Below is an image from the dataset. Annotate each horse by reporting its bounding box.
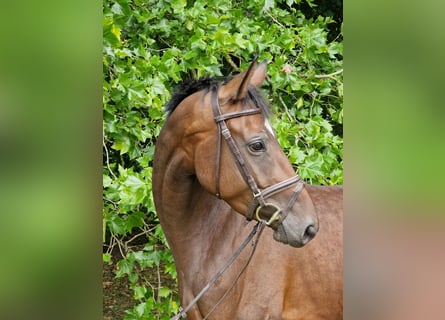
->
[152,59,343,320]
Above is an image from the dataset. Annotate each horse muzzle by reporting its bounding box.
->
[274,216,318,248]
[249,180,319,248]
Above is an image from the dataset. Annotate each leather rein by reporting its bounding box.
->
[170,86,304,319]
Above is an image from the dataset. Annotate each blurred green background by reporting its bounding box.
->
[346,0,445,216]
[0,1,102,319]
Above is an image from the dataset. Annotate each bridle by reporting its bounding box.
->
[170,86,305,320]
[211,86,304,227]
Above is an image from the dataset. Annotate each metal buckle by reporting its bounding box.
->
[255,203,282,226]
[253,190,262,199]
[221,128,231,139]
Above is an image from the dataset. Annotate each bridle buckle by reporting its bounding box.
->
[255,203,282,226]
[253,190,262,199]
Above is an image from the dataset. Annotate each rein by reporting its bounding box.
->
[170,86,305,319]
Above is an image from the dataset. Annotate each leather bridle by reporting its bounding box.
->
[211,86,304,227]
[170,86,307,320]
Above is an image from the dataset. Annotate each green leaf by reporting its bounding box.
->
[116,259,133,277]
[103,174,113,187]
[112,136,130,154]
[125,212,145,232]
[263,0,275,12]
[103,253,112,263]
[133,286,147,300]
[111,25,121,42]
[125,175,145,189]
[135,302,147,317]
[158,286,171,298]
[296,97,304,109]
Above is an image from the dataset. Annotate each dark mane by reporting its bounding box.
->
[164,76,272,117]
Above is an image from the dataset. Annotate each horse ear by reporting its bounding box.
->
[250,59,267,87]
[219,59,258,102]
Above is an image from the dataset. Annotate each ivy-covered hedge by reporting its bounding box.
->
[103,0,342,318]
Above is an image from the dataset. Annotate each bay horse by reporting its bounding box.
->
[153,59,342,319]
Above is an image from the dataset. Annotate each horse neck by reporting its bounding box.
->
[153,119,244,266]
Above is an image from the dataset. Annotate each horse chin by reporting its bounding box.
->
[273,225,306,248]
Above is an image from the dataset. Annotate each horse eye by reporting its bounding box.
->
[248,141,266,152]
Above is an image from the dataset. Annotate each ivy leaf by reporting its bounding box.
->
[262,0,275,12]
[125,212,145,232]
[112,135,130,154]
[103,174,113,188]
[103,253,111,263]
[133,286,147,300]
[116,259,133,277]
[158,287,171,298]
[124,175,145,189]
[111,25,121,42]
[296,97,304,109]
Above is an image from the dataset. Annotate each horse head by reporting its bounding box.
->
[186,59,318,248]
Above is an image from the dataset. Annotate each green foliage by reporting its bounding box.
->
[103,0,342,318]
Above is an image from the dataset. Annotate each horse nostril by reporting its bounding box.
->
[303,224,317,242]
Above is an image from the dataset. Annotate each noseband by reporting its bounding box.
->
[211,87,304,227]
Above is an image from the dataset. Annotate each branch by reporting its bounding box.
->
[266,11,285,28]
[103,128,118,180]
[277,94,293,121]
[224,53,239,71]
[314,69,343,79]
